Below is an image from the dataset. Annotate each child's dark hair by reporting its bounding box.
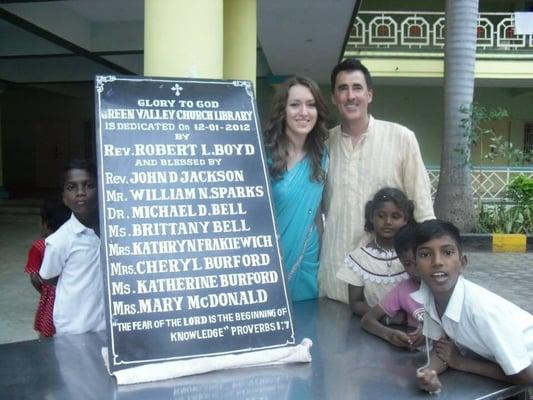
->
[393,224,417,256]
[40,198,70,232]
[414,219,463,254]
[61,159,97,188]
[364,187,414,232]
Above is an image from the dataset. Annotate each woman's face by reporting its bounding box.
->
[284,84,318,140]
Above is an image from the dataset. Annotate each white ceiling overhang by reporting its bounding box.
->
[257,0,358,84]
[0,0,359,86]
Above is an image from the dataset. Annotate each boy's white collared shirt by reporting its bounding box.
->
[40,213,105,335]
[411,275,533,376]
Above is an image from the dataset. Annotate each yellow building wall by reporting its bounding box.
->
[362,85,533,167]
[355,58,533,81]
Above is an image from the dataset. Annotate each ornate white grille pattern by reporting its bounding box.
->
[401,16,430,47]
[346,11,533,54]
[351,17,366,46]
[476,17,494,48]
[496,17,525,48]
[369,16,397,46]
[427,167,533,202]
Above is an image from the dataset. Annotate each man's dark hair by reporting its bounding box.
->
[394,224,417,256]
[414,219,463,254]
[330,58,373,92]
[61,159,97,187]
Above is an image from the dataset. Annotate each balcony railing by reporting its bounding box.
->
[346,11,533,57]
[427,166,533,202]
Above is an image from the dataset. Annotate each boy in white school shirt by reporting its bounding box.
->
[411,219,533,393]
[40,159,105,336]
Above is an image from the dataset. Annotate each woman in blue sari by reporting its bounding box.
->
[264,76,329,302]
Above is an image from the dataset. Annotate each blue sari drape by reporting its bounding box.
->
[270,154,328,302]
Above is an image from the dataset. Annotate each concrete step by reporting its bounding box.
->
[0,200,41,215]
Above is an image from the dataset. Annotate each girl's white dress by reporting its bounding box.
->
[336,240,409,307]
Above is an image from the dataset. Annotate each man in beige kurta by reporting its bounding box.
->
[318,58,435,304]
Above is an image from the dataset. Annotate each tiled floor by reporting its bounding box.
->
[0,214,42,343]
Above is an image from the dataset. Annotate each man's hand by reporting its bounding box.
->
[416,369,442,393]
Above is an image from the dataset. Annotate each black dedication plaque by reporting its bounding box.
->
[94,76,295,373]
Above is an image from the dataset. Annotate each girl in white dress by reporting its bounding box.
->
[336,187,414,317]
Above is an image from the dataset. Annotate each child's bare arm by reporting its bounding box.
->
[514,364,533,385]
[435,339,533,385]
[348,285,370,317]
[388,311,407,325]
[38,273,58,286]
[29,273,42,293]
[361,304,412,349]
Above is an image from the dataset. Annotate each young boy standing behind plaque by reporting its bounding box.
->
[264,76,329,302]
[40,159,105,335]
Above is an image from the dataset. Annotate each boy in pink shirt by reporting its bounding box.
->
[361,224,424,350]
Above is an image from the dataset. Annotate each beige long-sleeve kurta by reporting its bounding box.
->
[318,116,435,304]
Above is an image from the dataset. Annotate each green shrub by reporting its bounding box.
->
[477,175,533,234]
[507,175,533,206]
[477,204,532,234]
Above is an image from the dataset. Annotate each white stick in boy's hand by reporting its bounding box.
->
[415,313,430,373]
[415,312,442,395]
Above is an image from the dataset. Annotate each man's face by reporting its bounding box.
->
[415,235,467,301]
[331,70,373,124]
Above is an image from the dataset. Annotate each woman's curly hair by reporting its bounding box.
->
[263,76,329,182]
